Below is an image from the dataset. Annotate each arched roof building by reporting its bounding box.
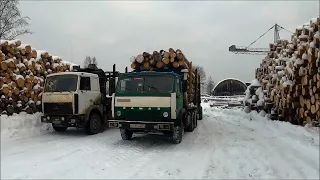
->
[211,78,247,96]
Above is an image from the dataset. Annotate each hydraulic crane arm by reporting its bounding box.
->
[229,23,293,55]
[229,45,269,55]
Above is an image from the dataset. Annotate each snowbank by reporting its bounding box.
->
[0,112,52,140]
[249,110,320,146]
[204,106,320,147]
[201,102,211,109]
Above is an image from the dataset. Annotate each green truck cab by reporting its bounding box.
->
[108,68,203,144]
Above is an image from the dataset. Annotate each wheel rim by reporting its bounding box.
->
[91,118,100,132]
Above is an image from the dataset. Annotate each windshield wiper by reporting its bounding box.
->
[144,84,160,92]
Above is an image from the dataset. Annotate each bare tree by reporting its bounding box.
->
[206,76,215,95]
[92,56,98,66]
[193,64,207,91]
[0,0,33,40]
[84,56,90,68]
[84,56,98,68]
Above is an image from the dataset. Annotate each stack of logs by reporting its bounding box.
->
[253,17,320,126]
[0,40,72,115]
[130,48,196,103]
[130,48,192,71]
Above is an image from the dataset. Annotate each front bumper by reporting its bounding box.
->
[41,115,83,127]
[108,120,174,131]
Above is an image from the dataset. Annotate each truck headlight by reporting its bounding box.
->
[116,111,121,116]
[163,112,168,117]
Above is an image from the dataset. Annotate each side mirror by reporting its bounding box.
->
[182,80,187,92]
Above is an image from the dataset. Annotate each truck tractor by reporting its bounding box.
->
[108,66,203,144]
[40,64,119,135]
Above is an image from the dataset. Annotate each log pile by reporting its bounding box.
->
[130,48,192,71]
[130,48,196,103]
[253,17,320,127]
[0,39,74,115]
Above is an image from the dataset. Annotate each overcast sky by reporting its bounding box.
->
[17,0,319,83]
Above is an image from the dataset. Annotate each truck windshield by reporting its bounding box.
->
[116,75,174,93]
[44,75,78,92]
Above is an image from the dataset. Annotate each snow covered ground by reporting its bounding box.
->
[1,103,319,179]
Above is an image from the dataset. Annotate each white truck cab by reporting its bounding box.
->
[41,64,119,135]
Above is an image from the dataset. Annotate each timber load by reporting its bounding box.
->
[248,17,320,127]
[130,48,193,71]
[0,39,76,115]
[130,48,197,103]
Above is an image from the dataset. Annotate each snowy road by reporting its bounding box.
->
[1,104,319,179]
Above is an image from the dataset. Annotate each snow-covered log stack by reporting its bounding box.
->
[254,17,320,127]
[0,39,75,115]
[244,79,261,109]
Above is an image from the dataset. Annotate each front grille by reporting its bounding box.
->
[125,110,162,121]
[43,103,73,115]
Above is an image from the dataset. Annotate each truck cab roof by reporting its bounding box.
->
[46,71,99,78]
[121,70,185,78]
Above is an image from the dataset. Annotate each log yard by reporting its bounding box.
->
[0,0,319,179]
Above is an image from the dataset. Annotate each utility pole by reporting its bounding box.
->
[69,39,73,63]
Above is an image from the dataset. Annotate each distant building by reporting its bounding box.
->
[211,78,247,96]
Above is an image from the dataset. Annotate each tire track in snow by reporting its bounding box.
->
[127,120,213,179]
[39,132,165,179]
[115,136,171,179]
[2,106,319,179]
[201,114,254,179]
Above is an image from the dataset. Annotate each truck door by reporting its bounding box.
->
[176,78,183,118]
[78,76,100,115]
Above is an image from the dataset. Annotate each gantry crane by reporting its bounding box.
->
[229,23,294,55]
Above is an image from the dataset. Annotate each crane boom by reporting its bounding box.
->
[229,45,269,55]
[229,23,293,55]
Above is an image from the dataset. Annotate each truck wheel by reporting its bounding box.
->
[85,113,102,135]
[120,129,133,140]
[172,122,184,144]
[52,124,67,132]
[185,113,194,132]
[198,106,203,120]
[193,112,197,128]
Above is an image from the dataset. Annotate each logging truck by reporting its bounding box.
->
[108,67,203,144]
[40,64,119,134]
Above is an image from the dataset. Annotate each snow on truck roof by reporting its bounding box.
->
[46,71,98,77]
[122,71,181,77]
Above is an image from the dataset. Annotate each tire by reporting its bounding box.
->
[185,113,194,132]
[193,112,197,128]
[52,124,67,132]
[120,129,133,140]
[85,113,102,135]
[172,122,184,144]
[198,106,203,120]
